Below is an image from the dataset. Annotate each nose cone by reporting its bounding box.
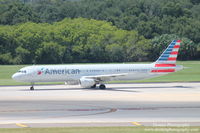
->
[12,73,24,81]
[12,73,18,81]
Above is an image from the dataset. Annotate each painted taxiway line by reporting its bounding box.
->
[131,122,142,126]
[15,123,28,128]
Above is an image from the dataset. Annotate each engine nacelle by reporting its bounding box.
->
[79,78,95,88]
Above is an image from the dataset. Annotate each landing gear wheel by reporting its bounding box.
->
[99,84,106,89]
[91,84,96,88]
[30,86,34,90]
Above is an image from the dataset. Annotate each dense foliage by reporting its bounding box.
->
[0,0,200,64]
[0,18,151,64]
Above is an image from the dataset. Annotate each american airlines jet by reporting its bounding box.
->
[12,40,182,90]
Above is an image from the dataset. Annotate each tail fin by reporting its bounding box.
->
[155,40,181,64]
[152,40,181,73]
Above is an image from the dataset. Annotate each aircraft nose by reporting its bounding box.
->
[12,73,23,81]
[12,73,17,80]
[12,70,29,82]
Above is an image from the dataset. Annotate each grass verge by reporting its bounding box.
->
[0,127,200,133]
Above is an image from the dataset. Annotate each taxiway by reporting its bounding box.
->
[0,82,200,128]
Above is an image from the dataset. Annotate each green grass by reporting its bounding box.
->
[0,127,199,133]
[119,61,200,83]
[0,65,28,85]
[0,61,200,86]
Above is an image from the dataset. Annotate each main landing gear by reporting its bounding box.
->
[90,84,106,89]
[99,84,106,89]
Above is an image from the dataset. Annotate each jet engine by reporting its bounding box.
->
[79,78,96,88]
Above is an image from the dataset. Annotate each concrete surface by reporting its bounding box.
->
[0,82,200,128]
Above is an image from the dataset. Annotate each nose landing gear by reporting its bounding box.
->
[30,83,34,90]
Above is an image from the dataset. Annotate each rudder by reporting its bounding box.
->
[152,40,181,73]
[155,40,181,64]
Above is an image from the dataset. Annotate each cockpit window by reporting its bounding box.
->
[17,70,26,73]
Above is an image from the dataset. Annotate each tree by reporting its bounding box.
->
[15,46,30,64]
[150,34,199,61]
[35,42,65,64]
[0,17,199,65]
[0,0,39,25]
[0,53,13,64]
[106,44,124,62]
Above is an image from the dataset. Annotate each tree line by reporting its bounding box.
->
[0,0,200,64]
[0,18,198,64]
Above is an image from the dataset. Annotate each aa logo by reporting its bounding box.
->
[37,68,45,75]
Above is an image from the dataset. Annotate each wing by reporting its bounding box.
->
[82,73,128,82]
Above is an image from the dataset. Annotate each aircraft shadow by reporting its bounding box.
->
[20,88,139,93]
[19,85,192,92]
[20,88,83,91]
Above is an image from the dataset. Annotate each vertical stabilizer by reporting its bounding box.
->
[155,40,181,64]
[152,40,181,73]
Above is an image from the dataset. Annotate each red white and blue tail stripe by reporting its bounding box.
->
[151,40,181,73]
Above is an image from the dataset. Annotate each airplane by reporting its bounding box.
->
[12,40,183,90]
